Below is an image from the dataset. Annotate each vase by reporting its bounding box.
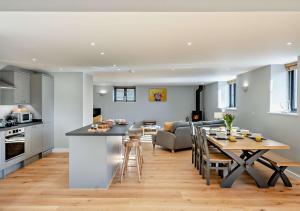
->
[225,121,233,135]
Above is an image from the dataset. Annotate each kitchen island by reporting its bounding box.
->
[66,124,128,189]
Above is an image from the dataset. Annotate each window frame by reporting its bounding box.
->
[229,82,236,108]
[113,86,136,102]
[288,70,297,112]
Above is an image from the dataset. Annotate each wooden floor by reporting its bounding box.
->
[0,143,300,210]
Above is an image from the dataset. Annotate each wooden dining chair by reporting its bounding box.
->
[194,126,203,174]
[188,119,197,168]
[199,128,232,185]
[195,126,222,175]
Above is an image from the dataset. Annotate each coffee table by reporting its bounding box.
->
[142,125,161,136]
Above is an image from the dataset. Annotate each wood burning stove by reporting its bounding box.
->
[192,85,204,122]
[192,110,202,122]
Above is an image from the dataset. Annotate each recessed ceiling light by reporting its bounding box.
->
[100,51,105,55]
[286,42,293,46]
[32,58,37,62]
[90,42,96,46]
[187,42,192,46]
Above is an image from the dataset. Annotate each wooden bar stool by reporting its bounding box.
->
[120,135,143,183]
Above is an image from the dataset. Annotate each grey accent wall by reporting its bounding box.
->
[203,62,300,174]
[53,72,93,149]
[93,85,196,126]
[203,82,219,120]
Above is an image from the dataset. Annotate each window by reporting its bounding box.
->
[113,86,136,102]
[229,83,236,108]
[288,70,297,112]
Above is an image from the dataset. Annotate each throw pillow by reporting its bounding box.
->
[164,122,174,132]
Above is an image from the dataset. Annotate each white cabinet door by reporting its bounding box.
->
[42,123,53,152]
[42,75,54,123]
[23,72,31,104]
[14,71,31,104]
[0,132,5,170]
[25,126,32,158]
[26,125,43,157]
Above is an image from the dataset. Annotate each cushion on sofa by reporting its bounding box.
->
[164,122,174,132]
[171,121,189,133]
[201,120,225,126]
[193,121,203,127]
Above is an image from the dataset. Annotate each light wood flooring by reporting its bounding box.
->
[0,143,300,210]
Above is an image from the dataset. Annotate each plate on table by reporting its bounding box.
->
[237,132,251,136]
[233,135,244,139]
[116,122,128,125]
[248,136,266,141]
[214,136,228,140]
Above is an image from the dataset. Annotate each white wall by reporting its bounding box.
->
[204,61,300,174]
[53,72,93,149]
[94,85,197,126]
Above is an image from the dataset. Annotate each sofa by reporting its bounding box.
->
[152,120,225,152]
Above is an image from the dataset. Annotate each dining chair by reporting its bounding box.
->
[188,119,197,168]
[199,128,233,185]
[195,126,203,174]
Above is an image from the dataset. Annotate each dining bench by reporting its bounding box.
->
[257,152,300,187]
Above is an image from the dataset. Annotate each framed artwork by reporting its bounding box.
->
[149,88,167,102]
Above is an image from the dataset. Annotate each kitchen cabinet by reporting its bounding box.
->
[31,73,54,152]
[14,71,31,104]
[0,131,4,172]
[26,124,43,158]
[42,75,54,123]
[42,123,54,152]
[0,70,31,105]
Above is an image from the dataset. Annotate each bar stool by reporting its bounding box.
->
[120,135,143,182]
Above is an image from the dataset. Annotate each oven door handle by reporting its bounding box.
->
[5,138,26,143]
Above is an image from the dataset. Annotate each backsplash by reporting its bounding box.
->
[0,105,18,119]
[0,105,37,120]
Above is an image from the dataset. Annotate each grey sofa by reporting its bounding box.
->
[152,120,225,152]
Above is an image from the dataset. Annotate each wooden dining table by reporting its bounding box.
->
[207,135,290,188]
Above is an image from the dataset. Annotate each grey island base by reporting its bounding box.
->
[66,124,128,189]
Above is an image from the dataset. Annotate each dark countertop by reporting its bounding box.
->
[0,120,43,132]
[66,124,129,136]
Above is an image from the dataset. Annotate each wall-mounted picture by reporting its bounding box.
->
[149,88,167,102]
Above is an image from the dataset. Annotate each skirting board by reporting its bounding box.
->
[52,148,69,153]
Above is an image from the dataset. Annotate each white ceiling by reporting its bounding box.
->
[0,12,300,85]
[1,0,300,12]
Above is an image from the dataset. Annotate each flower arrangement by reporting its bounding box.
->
[223,113,235,130]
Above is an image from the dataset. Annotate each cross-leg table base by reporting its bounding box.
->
[220,149,269,188]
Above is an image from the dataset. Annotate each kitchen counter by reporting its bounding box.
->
[0,120,43,132]
[66,124,128,136]
[66,124,129,189]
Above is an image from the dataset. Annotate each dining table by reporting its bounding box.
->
[207,134,290,188]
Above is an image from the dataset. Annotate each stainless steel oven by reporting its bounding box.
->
[5,128,26,161]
